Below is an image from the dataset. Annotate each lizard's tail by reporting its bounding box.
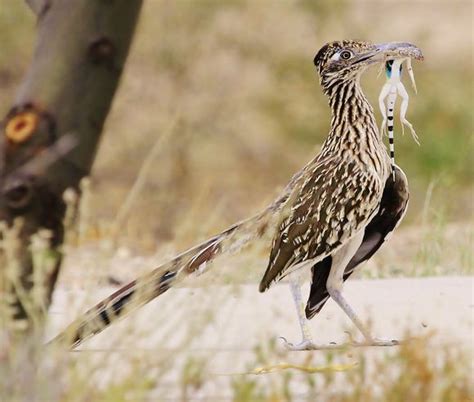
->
[49,209,273,348]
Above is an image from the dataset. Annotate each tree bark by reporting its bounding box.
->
[0,0,143,335]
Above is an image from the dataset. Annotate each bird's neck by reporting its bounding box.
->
[319,78,388,174]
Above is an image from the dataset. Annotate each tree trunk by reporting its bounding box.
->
[0,0,143,336]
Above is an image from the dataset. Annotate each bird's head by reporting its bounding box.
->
[314,40,423,90]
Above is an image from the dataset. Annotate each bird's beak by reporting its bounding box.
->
[354,42,424,65]
[374,42,424,61]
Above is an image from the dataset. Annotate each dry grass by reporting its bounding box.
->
[1,328,472,401]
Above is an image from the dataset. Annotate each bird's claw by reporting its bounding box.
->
[279,337,319,351]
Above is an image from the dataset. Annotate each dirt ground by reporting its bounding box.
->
[45,276,473,400]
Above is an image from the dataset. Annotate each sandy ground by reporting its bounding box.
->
[46,276,473,399]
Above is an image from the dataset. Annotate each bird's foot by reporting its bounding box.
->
[279,336,353,351]
[345,331,400,347]
[278,335,401,351]
[279,337,320,351]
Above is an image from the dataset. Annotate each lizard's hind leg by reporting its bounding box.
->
[397,82,420,145]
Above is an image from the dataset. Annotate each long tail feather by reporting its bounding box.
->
[49,159,307,349]
[49,210,273,348]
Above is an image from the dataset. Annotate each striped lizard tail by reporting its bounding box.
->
[49,209,274,349]
[386,90,397,181]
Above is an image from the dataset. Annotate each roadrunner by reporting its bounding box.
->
[52,40,423,350]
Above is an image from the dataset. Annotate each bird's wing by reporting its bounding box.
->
[304,164,409,318]
[259,157,384,291]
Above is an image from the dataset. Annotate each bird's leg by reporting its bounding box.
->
[397,82,420,145]
[280,272,318,351]
[327,233,399,347]
[326,287,398,346]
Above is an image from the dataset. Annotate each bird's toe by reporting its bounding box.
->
[279,337,318,351]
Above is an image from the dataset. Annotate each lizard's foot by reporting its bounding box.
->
[401,119,420,145]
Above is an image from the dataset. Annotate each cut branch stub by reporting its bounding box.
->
[88,36,117,70]
[5,111,39,144]
[3,177,34,210]
[3,103,57,177]
[4,104,56,144]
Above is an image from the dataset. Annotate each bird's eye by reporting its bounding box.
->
[340,50,353,60]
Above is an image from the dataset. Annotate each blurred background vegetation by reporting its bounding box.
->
[1,0,472,254]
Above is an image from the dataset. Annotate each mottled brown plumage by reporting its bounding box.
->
[305,164,409,319]
[259,156,385,291]
[51,40,423,349]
